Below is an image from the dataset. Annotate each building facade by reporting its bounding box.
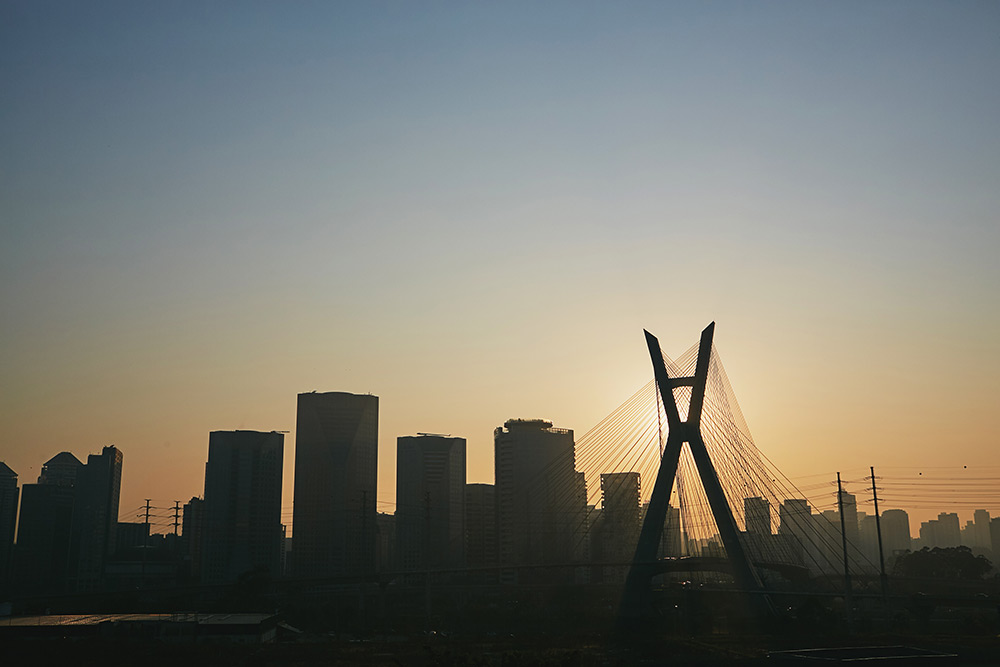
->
[13,452,83,596]
[465,483,497,569]
[202,431,284,583]
[71,445,124,591]
[0,463,19,596]
[292,391,378,578]
[494,419,586,582]
[395,435,466,570]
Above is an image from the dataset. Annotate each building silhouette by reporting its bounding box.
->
[202,431,283,583]
[395,434,466,571]
[778,499,812,567]
[182,496,205,581]
[465,483,497,569]
[13,452,83,595]
[494,419,586,582]
[744,496,771,536]
[71,445,123,591]
[880,508,911,557]
[292,391,378,578]
[0,463,18,595]
[595,472,640,582]
[919,512,961,549]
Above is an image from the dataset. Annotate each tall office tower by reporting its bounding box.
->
[744,496,771,536]
[182,497,205,580]
[293,391,378,578]
[0,463,18,595]
[494,419,584,582]
[202,431,284,583]
[374,512,395,573]
[880,509,911,556]
[657,503,684,558]
[395,434,467,570]
[465,483,497,568]
[838,491,859,547]
[598,472,640,582]
[14,452,83,595]
[71,445,123,591]
[991,517,1000,559]
[972,510,991,551]
[935,512,961,547]
[857,514,881,573]
[778,499,812,567]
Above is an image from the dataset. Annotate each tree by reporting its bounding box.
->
[892,546,991,580]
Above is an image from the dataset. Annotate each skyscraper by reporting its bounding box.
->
[395,434,466,570]
[0,462,18,595]
[292,391,378,578]
[202,431,284,582]
[14,452,83,595]
[494,418,586,582]
[880,509,911,556]
[465,483,497,568]
[71,445,123,591]
[597,472,640,582]
[744,496,771,536]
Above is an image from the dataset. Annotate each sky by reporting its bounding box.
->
[2,1,998,531]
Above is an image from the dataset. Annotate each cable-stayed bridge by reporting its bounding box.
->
[554,323,889,620]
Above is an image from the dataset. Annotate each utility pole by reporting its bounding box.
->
[172,500,181,559]
[870,466,889,609]
[837,473,853,631]
[143,499,151,584]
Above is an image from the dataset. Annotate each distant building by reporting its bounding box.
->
[13,452,83,596]
[778,499,813,569]
[374,512,395,573]
[202,431,284,583]
[920,512,961,549]
[972,510,991,552]
[494,419,586,583]
[838,491,859,547]
[181,497,205,580]
[991,517,1000,562]
[744,497,771,536]
[37,452,83,486]
[0,463,18,595]
[395,435,466,571]
[71,445,123,591]
[292,391,378,578]
[465,484,497,568]
[596,472,640,582]
[880,509,911,557]
[115,521,150,552]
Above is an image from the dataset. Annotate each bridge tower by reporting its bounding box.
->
[620,323,769,621]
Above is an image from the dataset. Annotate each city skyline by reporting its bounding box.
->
[2,3,998,534]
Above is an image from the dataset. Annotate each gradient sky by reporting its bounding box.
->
[2,2,998,530]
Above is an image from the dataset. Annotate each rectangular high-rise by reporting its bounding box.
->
[494,419,586,582]
[744,497,771,536]
[395,434,466,570]
[14,452,83,596]
[202,431,284,583]
[71,445,123,591]
[465,484,497,568]
[0,462,18,596]
[292,391,378,578]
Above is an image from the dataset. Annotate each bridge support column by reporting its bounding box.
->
[619,323,771,625]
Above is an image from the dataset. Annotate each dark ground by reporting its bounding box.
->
[6,632,999,666]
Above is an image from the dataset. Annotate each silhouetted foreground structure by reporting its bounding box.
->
[292,391,378,579]
[0,612,279,643]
